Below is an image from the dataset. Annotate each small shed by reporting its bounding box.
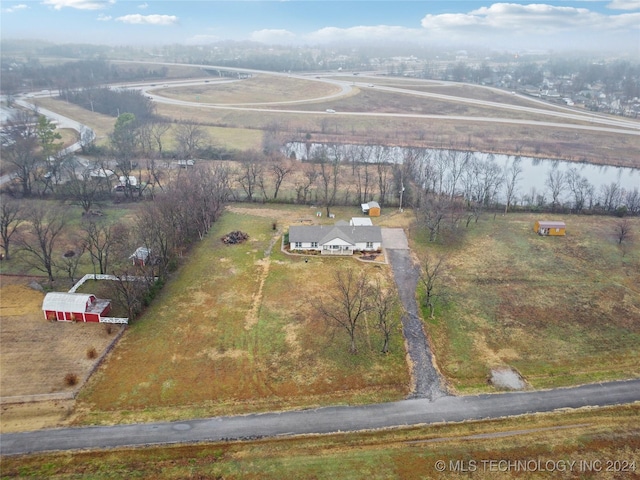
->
[42,292,111,322]
[361,201,381,217]
[534,220,566,236]
[130,246,151,266]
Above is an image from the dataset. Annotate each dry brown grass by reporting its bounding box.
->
[75,208,409,426]
[423,214,640,393]
[157,74,341,104]
[3,404,638,479]
[0,279,120,431]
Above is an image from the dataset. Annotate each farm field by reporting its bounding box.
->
[417,213,640,393]
[3,403,638,479]
[74,206,410,426]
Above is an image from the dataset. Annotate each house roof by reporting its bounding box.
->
[537,221,566,228]
[289,225,382,245]
[350,217,373,226]
[130,246,150,260]
[42,292,94,312]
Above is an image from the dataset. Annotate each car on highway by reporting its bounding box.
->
[325,109,336,113]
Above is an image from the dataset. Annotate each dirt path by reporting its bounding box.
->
[383,229,447,400]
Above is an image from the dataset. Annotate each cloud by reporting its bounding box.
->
[421,3,640,37]
[607,0,640,9]
[250,29,297,44]
[97,13,111,21]
[138,2,149,9]
[115,14,179,26]
[2,4,29,13]
[42,0,114,10]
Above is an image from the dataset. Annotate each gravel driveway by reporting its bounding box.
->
[382,228,447,400]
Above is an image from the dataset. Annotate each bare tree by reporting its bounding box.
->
[0,195,23,260]
[614,218,632,245]
[545,168,565,212]
[107,269,147,320]
[174,121,209,159]
[237,151,265,202]
[315,146,339,216]
[17,204,67,285]
[316,268,371,354]
[370,277,403,354]
[503,156,522,214]
[295,164,318,204]
[83,219,127,275]
[601,182,623,212]
[65,163,105,214]
[566,167,593,213]
[270,158,294,200]
[58,242,86,286]
[418,253,446,318]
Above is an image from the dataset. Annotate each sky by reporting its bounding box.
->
[1,1,639,52]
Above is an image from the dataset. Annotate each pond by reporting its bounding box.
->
[284,142,639,206]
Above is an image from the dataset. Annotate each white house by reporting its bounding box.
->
[289,224,382,255]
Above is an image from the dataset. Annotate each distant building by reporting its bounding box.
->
[361,201,381,217]
[534,220,566,236]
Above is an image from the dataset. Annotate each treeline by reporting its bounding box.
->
[63,87,156,121]
[0,58,169,95]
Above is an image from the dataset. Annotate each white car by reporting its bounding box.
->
[325,109,336,113]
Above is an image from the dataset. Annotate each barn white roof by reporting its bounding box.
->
[42,292,94,312]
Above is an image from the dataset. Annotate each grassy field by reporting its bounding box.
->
[156,74,342,104]
[414,213,640,393]
[3,404,638,479]
[74,207,409,426]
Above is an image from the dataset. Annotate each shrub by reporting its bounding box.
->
[64,373,78,386]
[104,324,113,335]
[86,347,97,359]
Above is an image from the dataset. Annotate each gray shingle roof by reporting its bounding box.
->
[289,225,382,245]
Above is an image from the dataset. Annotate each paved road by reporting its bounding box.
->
[2,379,638,456]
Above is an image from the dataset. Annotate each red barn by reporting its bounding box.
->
[42,292,111,323]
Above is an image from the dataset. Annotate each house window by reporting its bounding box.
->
[366,242,373,249]
[311,242,318,248]
[294,242,302,248]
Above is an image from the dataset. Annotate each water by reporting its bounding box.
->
[284,142,639,205]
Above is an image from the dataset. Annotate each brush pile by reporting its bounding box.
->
[221,231,249,245]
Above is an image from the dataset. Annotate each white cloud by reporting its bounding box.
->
[115,14,179,26]
[2,4,29,13]
[138,2,149,9]
[42,0,114,10]
[607,0,640,10]
[250,29,297,44]
[420,3,640,40]
[97,13,111,21]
